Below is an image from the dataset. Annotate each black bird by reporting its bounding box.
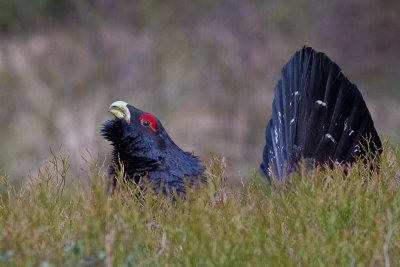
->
[101,101,204,196]
[101,47,382,194]
[260,47,381,180]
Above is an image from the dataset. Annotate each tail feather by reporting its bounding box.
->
[260,47,382,180]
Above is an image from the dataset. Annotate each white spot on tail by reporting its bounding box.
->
[326,134,336,143]
[354,144,361,153]
[316,100,327,107]
[294,91,299,96]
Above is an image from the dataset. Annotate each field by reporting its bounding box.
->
[0,1,399,266]
[0,143,399,267]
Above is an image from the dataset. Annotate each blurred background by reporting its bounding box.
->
[0,0,399,184]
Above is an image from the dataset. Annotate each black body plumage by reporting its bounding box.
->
[101,104,204,196]
[260,47,382,180]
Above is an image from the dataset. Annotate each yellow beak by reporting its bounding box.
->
[108,101,131,123]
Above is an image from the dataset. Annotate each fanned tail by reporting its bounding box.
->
[260,47,382,181]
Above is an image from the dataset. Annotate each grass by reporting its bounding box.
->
[0,144,400,266]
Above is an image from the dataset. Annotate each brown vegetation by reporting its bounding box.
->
[0,1,399,181]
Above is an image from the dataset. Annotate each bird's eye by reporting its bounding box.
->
[139,113,157,132]
[141,119,150,127]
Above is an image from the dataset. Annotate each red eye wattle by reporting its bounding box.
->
[139,113,157,132]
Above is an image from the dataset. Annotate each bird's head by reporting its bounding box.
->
[101,100,171,157]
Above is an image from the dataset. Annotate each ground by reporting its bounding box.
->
[0,143,399,266]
